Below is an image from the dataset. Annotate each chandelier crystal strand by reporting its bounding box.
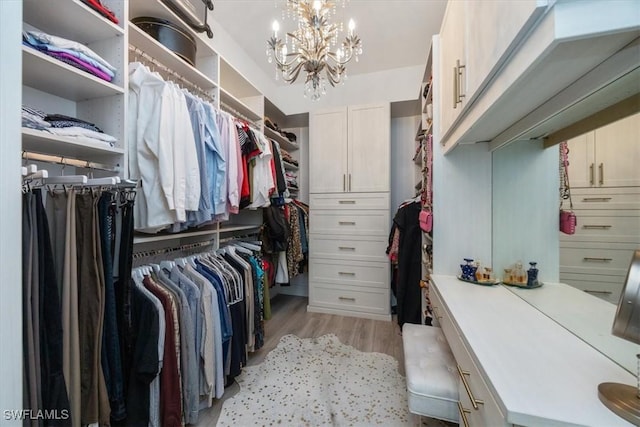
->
[267,0,362,100]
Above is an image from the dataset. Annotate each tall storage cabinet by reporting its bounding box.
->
[560,113,640,303]
[308,103,391,320]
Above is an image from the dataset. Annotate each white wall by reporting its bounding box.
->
[391,115,421,213]
[492,141,560,282]
[0,0,23,422]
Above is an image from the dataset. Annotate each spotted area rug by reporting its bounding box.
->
[217,334,414,426]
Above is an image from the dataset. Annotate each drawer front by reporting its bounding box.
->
[309,235,388,263]
[309,258,389,289]
[560,243,638,275]
[431,285,507,427]
[560,273,624,303]
[310,210,389,236]
[310,192,390,210]
[309,282,390,314]
[571,188,640,210]
[559,213,640,243]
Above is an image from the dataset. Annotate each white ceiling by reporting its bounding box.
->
[212,0,447,85]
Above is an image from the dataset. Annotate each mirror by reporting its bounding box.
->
[492,113,640,375]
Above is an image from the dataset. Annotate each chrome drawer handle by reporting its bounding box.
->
[582,197,612,202]
[338,296,356,302]
[583,257,613,262]
[339,221,356,225]
[338,246,356,251]
[457,402,471,427]
[584,290,612,295]
[338,200,356,204]
[338,271,356,276]
[457,365,484,410]
[583,225,612,229]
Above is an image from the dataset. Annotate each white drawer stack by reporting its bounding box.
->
[307,193,391,320]
[560,187,640,303]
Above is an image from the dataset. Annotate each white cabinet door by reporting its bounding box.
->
[567,131,596,189]
[465,0,545,101]
[594,113,640,187]
[438,0,466,140]
[347,103,390,193]
[309,106,348,193]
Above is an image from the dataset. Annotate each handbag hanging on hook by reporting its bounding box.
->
[559,141,577,235]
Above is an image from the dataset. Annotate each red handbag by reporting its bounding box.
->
[559,142,577,235]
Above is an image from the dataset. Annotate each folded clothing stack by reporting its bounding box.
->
[22,30,116,82]
[285,171,298,189]
[81,0,119,24]
[22,106,117,147]
[22,106,50,131]
[264,117,298,143]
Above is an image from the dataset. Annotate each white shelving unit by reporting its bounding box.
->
[264,126,299,151]
[22,0,127,174]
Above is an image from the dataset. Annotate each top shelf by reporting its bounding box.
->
[129,0,217,59]
[128,22,218,92]
[219,88,262,123]
[23,0,124,44]
[264,126,299,151]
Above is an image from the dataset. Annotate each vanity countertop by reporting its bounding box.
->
[432,275,636,427]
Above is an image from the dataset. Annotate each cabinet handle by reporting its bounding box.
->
[338,200,356,204]
[583,257,613,262]
[589,163,595,186]
[457,365,484,410]
[455,59,466,107]
[338,296,356,301]
[583,225,612,229]
[343,174,346,192]
[338,221,356,226]
[584,290,613,295]
[582,197,612,202]
[599,163,604,185]
[457,402,471,427]
[453,66,458,109]
[338,246,356,251]
[349,174,352,192]
[338,271,356,276]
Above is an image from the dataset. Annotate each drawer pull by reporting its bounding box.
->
[457,402,471,427]
[339,221,356,226]
[583,225,612,229]
[599,163,604,185]
[338,246,356,251]
[583,257,613,262]
[589,163,595,186]
[338,296,356,302]
[338,200,356,204]
[338,271,356,276]
[582,197,612,202]
[584,290,613,295]
[457,365,484,410]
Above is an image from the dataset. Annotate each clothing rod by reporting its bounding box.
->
[128,45,216,103]
[219,102,260,129]
[22,150,120,173]
[132,238,217,260]
[218,232,261,245]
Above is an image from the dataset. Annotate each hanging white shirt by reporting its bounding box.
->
[249,132,275,208]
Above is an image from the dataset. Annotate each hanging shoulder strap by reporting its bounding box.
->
[559,141,573,210]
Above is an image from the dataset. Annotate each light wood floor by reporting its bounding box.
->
[195,295,453,427]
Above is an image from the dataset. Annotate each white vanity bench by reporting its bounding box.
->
[429,275,637,426]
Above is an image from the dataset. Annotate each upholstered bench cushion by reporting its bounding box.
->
[402,324,459,423]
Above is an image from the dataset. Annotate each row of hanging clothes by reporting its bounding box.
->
[21,167,136,427]
[125,238,267,427]
[128,54,291,235]
[261,200,310,286]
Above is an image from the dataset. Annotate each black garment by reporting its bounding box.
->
[394,202,422,328]
[222,254,248,381]
[34,189,72,424]
[270,140,287,195]
[98,193,126,421]
[123,284,160,427]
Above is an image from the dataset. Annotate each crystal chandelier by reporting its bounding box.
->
[267,0,363,100]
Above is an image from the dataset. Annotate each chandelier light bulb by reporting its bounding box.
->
[272,20,280,36]
[313,0,322,12]
[348,18,355,35]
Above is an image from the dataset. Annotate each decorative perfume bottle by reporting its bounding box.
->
[527,262,539,287]
[460,258,476,281]
[513,261,526,284]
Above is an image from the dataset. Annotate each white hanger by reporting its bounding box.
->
[231,244,252,255]
[175,257,188,268]
[42,174,88,185]
[237,241,261,251]
[149,263,160,274]
[25,170,49,180]
[160,259,175,271]
[22,164,38,177]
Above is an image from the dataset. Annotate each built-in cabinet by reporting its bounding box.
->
[308,103,391,320]
[309,104,390,193]
[560,113,640,303]
[438,0,546,145]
